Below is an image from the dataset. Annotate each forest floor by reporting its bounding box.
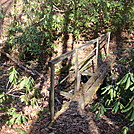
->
[0,0,134,134]
[0,47,133,134]
[0,31,133,134]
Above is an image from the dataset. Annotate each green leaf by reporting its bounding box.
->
[125,76,131,90]
[119,74,129,84]
[101,85,111,94]
[14,128,30,134]
[130,85,134,91]
[112,102,119,114]
[22,115,28,123]
[100,105,106,116]
[9,117,16,125]
[96,110,101,120]
[109,88,114,100]
[106,2,110,8]
[120,103,124,110]
[13,114,20,118]
[19,80,26,89]
[130,73,134,83]
[121,126,129,134]
[8,108,17,115]
[15,115,22,125]
[125,110,133,119]
[90,103,100,112]
[8,66,18,85]
[122,105,132,113]
[9,73,14,83]
[0,93,4,98]
[105,99,112,105]
[130,110,134,121]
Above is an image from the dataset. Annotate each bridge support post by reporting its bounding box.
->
[49,63,55,120]
[107,32,111,55]
[75,49,81,93]
[95,38,99,70]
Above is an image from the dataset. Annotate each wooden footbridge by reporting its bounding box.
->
[48,32,115,120]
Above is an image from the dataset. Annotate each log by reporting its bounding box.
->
[0,50,41,76]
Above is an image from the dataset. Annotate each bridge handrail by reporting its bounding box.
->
[49,32,110,65]
[48,32,111,120]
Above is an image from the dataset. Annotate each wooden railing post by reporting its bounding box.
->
[95,38,99,70]
[49,62,55,120]
[75,48,80,93]
[107,32,111,55]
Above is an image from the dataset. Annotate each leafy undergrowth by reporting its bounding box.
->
[90,45,134,133]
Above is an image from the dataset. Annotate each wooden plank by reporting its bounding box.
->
[81,64,105,93]
[79,68,108,109]
[49,50,74,64]
[60,91,73,98]
[76,70,81,93]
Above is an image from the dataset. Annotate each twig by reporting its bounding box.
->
[6,93,20,97]
[6,86,19,94]
[6,80,10,91]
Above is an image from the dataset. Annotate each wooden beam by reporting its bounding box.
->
[107,32,111,55]
[49,63,55,120]
[49,33,110,64]
[47,88,73,99]
[78,65,109,109]
[49,50,74,64]
[75,49,80,93]
[95,38,99,70]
